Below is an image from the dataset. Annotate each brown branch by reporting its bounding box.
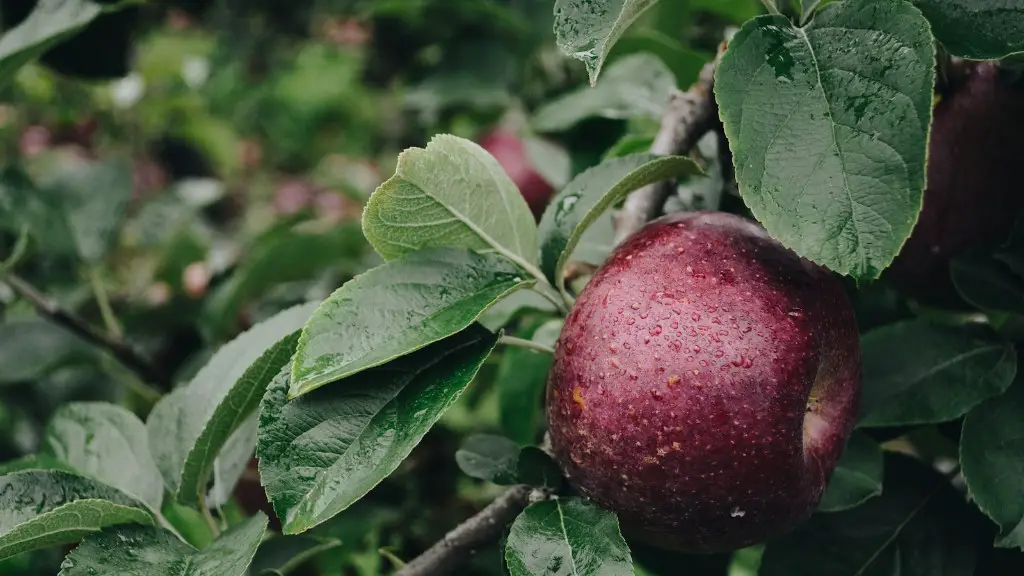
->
[612,41,728,245]
[2,273,168,397]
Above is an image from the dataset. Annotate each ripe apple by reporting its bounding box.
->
[885,62,1024,307]
[478,129,554,220]
[546,211,860,553]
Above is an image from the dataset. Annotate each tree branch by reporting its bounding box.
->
[612,41,728,245]
[395,485,540,576]
[1,273,168,396]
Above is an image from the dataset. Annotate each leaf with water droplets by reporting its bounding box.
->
[538,153,701,292]
[716,0,934,280]
[553,0,661,85]
[0,469,153,561]
[43,402,164,510]
[362,134,539,272]
[290,247,531,397]
[505,497,633,575]
[58,513,267,576]
[258,325,498,534]
[910,0,1024,59]
[147,302,318,507]
[0,0,103,88]
[817,432,883,513]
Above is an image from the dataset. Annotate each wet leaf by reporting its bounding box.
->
[553,0,660,85]
[911,0,1024,59]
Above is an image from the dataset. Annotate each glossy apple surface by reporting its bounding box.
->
[546,211,860,553]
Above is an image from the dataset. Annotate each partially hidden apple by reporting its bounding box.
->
[478,129,554,220]
[546,211,860,553]
[885,61,1024,307]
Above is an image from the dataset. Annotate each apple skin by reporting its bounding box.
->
[478,129,554,220]
[546,211,860,553]
[885,62,1024,307]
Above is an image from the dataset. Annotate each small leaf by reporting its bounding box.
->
[532,53,676,133]
[0,319,95,385]
[362,134,539,271]
[44,155,134,262]
[539,153,700,291]
[0,469,152,561]
[817,432,883,513]
[258,325,498,534]
[455,434,520,485]
[951,256,1024,315]
[248,535,341,576]
[58,513,268,576]
[505,497,633,575]
[290,247,531,397]
[553,0,661,85]
[516,447,564,490]
[716,0,935,279]
[0,0,104,88]
[498,319,560,444]
[858,319,1016,427]
[147,302,318,506]
[760,453,977,575]
[206,414,258,509]
[43,402,164,511]
[911,0,1024,59]
[608,30,709,88]
[0,454,77,476]
[961,378,1024,549]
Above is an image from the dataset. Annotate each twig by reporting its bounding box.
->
[499,335,555,355]
[612,42,727,245]
[395,485,537,576]
[1,273,169,394]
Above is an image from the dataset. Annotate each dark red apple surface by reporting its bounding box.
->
[546,211,860,553]
[478,129,554,220]
[885,62,1024,307]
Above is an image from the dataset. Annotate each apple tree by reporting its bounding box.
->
[0,0,1023,575]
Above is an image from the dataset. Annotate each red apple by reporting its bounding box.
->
[478,129,554,220]
[885,62,1024,307]
[546,211,860,553]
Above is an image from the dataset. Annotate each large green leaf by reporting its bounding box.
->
[715,0,934,279]
[505,497,633,575]
[0,0,104,87]
[362,134,539,274]
[538,153,700,291]
[58,513,268,576]
[760,454,976,575]
[911,0,1024,59]
[258,325,498,534]
[290,247,531,397]
[961,378,1024,549]
[0,319,95,385]
[858,320,1016,428]
[532,53,676,133]
[553,0,660,85]
[0,469,152,561]
[817,432,883,513]
[43,402,164,510]
[147,302,317,506]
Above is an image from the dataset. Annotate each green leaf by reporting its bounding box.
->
[858,320,1017,427]
[290,247,531,397]
[538,153,701,291]
[505,497,633,575]
[608,30,709,88]
[715,0,935,279]
[524,137,572,190]
[0,0,104,88]
[0,319,95,385]
[362,134,539,273]
[248,535,341,576]
[44,155,134,262]
[516,447,564,490]
[498,318,560,444]
[553,0,660,85]
[456,434,520,485]
[207,414,258,509]
[760,453,977,575]
[911,0,1024,59]
[147,302,318,506]
[0,469,152,561]
[0,454,77,476]
[43,402,164,511]
[690,0,762,23]
[817,432,883,513]
[961,378,1024,549]
[532,53,676,133]
[58,513,268,576]
[951,256,1024,315]
[258,325,498,534]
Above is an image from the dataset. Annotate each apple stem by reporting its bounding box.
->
[499,335,555,355]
